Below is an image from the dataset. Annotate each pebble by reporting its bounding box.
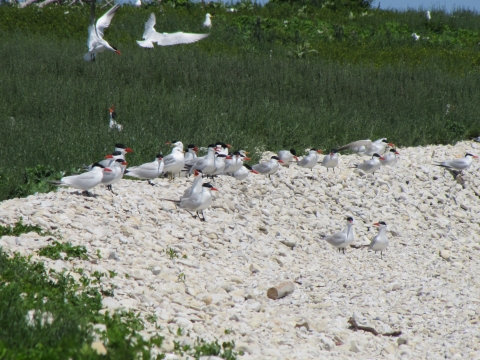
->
[1,141,479,359]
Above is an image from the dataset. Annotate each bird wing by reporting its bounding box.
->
[297,156,310,167]
[142,13,157,39]
[163,154,177,166]
[325,232,346,246]
[151,32,210,46]
[136,39,154,48]
[61,170,101,185]
[96,4,120,39]
[252,162,270,174]
[86,24,99,51]
[337,139,372,152]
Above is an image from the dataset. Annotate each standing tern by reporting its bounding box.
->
[297,148,322,171]
[321,149,339,172]
[163,146,185,180]
[216,142,232,156]
[50,163,111,197]
[210,154,232,177]
[124,154,164,185]
[380,149,400,167]
[229,164,258,181]
[163,183,218,221]
[368,221,389,258]
[101,158,127,193]
[108,105,122,131]
[181,170,203,200]
[351,153,384,175]
[434,153,477,172]
[337,138,393,156]
[224,151,250,174]
[184,144,199,162]
[323,217,355,254]
[186,145,217,176]
[277,149,298,165]
[252,156,283,178]
[84,4,121,62]
[136,13,210,48]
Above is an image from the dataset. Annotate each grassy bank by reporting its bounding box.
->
[1,2,480,200]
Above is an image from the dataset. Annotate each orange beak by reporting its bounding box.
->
[105,154,114,159]
[380,157,386,160]
[278,160,284,164]
[395,151,400,155]
[244,157,252,161]
[115,50,121,55]
[227,144,232,148]
[125,148,133,153]
[165,142,171,145]
[121,161,127,166]
[373,222,380,226]
[104,168,112,172]
[211,187,218,191]
[251,170,259,174]
[388,143,395,147]
[226,156,233,160]
[317,150,323,153]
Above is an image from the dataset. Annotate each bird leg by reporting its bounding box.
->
[82,190,94,197]
[148,180,156,186]
[199,211,206,222]
[107,184,114,193]
[187,211,197,219]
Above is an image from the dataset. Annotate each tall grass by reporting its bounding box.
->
[1,3,480,200]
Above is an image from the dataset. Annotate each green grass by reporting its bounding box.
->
[37,241,88,260]
[0,248,240,359]
[0,1,480,200]
[0,218,45,238]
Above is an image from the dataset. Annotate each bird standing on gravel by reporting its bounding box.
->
[323,217,355,254]
[163,183,218,221]
[252,156,283,178]
[434,153,477,172]
[368,221,389,258]
[184,144,199,162]
[278,149,298,165]
[50,163,111,197]
[124,154,164,185]
[163,146,186,180]
[84,4,121,61]
[351,153,384,175]
[136,13,210,49]
[321,149,339,172]
[229,164,258,181]
[101,158,127,193]
[297,149,322,172]
[380,149,400,167]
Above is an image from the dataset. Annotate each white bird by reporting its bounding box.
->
[321,149,339,172]
[101,158,127,193]
[380,148,400,167]
[187,145,217,176]
[324,217,355,254]
[252,156,284,178]
[108,105,122,131]
[134,0,141,7]
[84,4,121,62]
[368,221,389,258]
[166,140,184,151]
[412,32,420,41]
[203,13,213,29]
[211,154,232,176]
[180,170,203,200]
[229,164,258,181]
[215,142,232,156]
[184,144,199,162]
[426,10,431,21]
[163,183,218,221]
[50,163,111,196]
[136,13,210,48]
[224,151,248,174]
[351,153,384,175]
[297,148,322,171]
[434,153,478,172]
[124,154,164,185]
[163,146,186,180]
[337,138,393,156]
[277,149,298,166]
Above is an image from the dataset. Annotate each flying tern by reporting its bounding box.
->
[84,4,121,62]
[337,138,393,156]
[137,13,210,48]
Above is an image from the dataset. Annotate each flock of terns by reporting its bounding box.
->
[84,4,213,61]
[49,108,479,258]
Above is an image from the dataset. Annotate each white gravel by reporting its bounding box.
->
[1,141,480,359]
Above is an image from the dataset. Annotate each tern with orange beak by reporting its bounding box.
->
[434,153,478,172]
[297,148,323,171]
[368,221,389,258]
[50,163,111,197]
[351,153,384,175]
[321,149,339,172]
[323,217,355,254]
[229,164,258,181]
[277,149,298,166]
[163,183,218,221]
[124,154,164,185]
[252,156,284,178]
[102,158,127,193]
[84,4,121,61]
[380,149,400,167]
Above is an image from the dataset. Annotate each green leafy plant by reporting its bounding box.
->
[0,218,45,238]
[37,241,88,260]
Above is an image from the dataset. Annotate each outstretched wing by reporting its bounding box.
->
[152,32,210,46]
[96,4,120,39]
[142,13,157,39]
[337,139,372,152]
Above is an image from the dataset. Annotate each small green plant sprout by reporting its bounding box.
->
[182,254,188,259]
[108,270,117,278]
[177,327,184,336]
[38,241,88,260]
[224,328,234,335]
[96,249,102,259]
[177,273,186,283]
[166,247,178,260]
[146,314,157,324]
[0,218,45,238]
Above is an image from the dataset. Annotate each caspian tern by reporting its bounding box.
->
[229,164,258,181]
[210,154,232,177]
[184,144,199,162]
[215,142,232,156]
[351,153,384,175]
[84,145,132,171]
[84,4,121,62]
[323,217,355,254]
[297,148,322,171]
[252,156,283,178]
[337,138,393,156]
[163,146,185,180]
[277,149,298,165]
[224,151,250,174]
[50,163,111,197]
[180,170,203,200]
[137,13,210,48]
[186,145,217,176]
[203,13,213,29]
[380,149,400,167]
[101,158,127,193]
[368,221,389,258]
[321,149,339,172]
[108,105,122,131]
[124,154,164,185]
[163,183,218,221]
[434,153,478,172]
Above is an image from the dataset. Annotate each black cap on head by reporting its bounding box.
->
[373,153,381,157]
[92,163,105,169]
[187,144,196,149]
[233,151,241,156]
[115,158,125,163]
[310,148,318,151]
[216,142,228,148]
[244,164,253,170]
[156,154,163,159]
[379,221,387,226]
[382,139,388,143]
[466,153,474,157]
[171,140,179,144]
[331,149,338,153]
[111,151,122,156]
[290,149,297,155]
[216,154,227,158]
[271,156,280,160]
[346,216,353,222]
[202,183,214,188]
[208,144,216,148]
[390,149,397,152]
[115,143,127,149]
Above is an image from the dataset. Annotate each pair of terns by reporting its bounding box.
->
[85,4,210,61]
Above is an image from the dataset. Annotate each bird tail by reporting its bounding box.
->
[136,40,154,48]
[83,52,92,61]
[160,198,180,204]
[49,180,63,186]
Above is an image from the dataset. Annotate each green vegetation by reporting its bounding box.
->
[1,1,480,200]
[37,240,88,260]
[0,248,240,359]
[0,218,45,238]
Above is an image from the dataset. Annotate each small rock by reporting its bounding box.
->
[397,337,408,346]
[91,341,107,355]
[249,263,261,273]
[152,266,162,275]
[440,249,451,261]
